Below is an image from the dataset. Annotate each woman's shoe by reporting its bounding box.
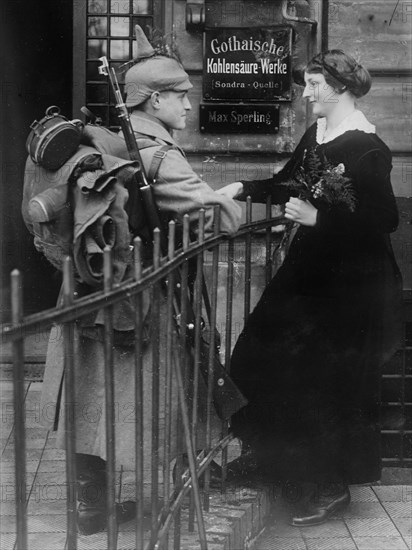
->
[291,485,350,527]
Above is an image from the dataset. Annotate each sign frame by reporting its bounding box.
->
[199,104,280,134]
[203,25,293,103]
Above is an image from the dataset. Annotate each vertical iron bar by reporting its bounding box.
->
[63,258,77,550]
[180,216,190,421]
[244,197,252,323]
[265,196,272,286]
[151,228,161,540]
[11,270,27,550]
[170,347,208,550]
[222,238,236,493]
[400,315,406,464]
[174,218,189,550]
[103,246,117,549]
[179,216,191,536]
[192,210,205,441]
[173,392,183,550]
[179,215,190,341]
[172,215,208,550]
[162,221,176,548]
[203,205,221,511]
[133,238,144,550]
[189,210,205,532]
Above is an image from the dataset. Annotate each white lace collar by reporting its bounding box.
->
[316,110,376,144]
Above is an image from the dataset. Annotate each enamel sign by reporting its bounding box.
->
[203,26,292,102]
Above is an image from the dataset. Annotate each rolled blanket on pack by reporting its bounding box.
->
[90,214,116,249]
[76,215,116,284]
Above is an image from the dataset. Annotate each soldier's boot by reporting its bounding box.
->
[76,454,136,536]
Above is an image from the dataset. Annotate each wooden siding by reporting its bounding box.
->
[357,76,412,154]
[329,0,412,158]
[328,1,412,71]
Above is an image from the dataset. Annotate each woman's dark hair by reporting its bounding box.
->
[305,50,372,98]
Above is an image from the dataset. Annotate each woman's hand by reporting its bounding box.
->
[216,181,243,199]
[285,197,318,227]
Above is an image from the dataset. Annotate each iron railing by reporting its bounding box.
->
[2,199,287,550]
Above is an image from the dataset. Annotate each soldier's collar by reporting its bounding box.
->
[130,111,179,147]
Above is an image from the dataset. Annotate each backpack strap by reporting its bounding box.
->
[148,145,174,183]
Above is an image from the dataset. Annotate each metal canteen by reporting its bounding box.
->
[26,105,84,171]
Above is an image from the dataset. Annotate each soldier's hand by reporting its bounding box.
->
[216,182,243,199]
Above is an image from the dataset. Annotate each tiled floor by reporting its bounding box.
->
[253,484,412,550]
[0,379,247,550]
[1,380,411,550]
[1,379,158,549]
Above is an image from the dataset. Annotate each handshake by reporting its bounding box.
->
[215,181,244,199]
[216,181,318,227]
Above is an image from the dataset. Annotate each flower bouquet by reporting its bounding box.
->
[274,148,357,266]
[282,147,357,213]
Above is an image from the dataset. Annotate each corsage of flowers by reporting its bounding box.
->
[282,148,357,213]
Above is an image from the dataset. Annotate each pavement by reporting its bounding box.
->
[1,330,411,550]
[0,379,271,550]
[252,484,412,550]
[1,379,411,550]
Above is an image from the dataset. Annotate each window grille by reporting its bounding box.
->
[74,0,163,127]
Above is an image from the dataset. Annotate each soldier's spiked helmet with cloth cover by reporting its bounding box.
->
[125,25,193,108]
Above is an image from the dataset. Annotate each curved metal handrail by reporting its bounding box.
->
[1,215,289,343]
[4,210,292,550]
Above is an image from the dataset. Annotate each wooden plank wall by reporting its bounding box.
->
[328,0,412,288]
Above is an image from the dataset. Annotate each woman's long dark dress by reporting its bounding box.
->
[230,122,403,485]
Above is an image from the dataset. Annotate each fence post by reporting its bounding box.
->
[150,228,161,542]
[244,197,253,321]
[222,237,235,491]
[188,209,205,531]
[203,206,221,511]
[11,270,27,550]
[161,221,176,549]
[265,196,273,286]
[133,237,145,550]
[62,257,78,549]
[103,246,117,549]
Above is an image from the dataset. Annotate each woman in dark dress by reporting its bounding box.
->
[217,50,403,526]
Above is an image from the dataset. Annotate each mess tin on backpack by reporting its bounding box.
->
[26,105,84,171]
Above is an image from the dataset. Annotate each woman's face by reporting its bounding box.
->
[302,71,340,117]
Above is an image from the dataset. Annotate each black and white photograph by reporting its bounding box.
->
[1,1,411,549]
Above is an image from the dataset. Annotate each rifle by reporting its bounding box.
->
[98,56,247,420]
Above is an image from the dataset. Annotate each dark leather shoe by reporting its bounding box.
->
[77,503,106,535]
[291,486,350,527]
[115,500,137,525]
[77,500,136,535]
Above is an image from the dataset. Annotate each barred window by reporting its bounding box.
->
[74,0,162,127]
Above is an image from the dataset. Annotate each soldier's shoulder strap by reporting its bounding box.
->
[147,144,174,183]
[131,131,176,184]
